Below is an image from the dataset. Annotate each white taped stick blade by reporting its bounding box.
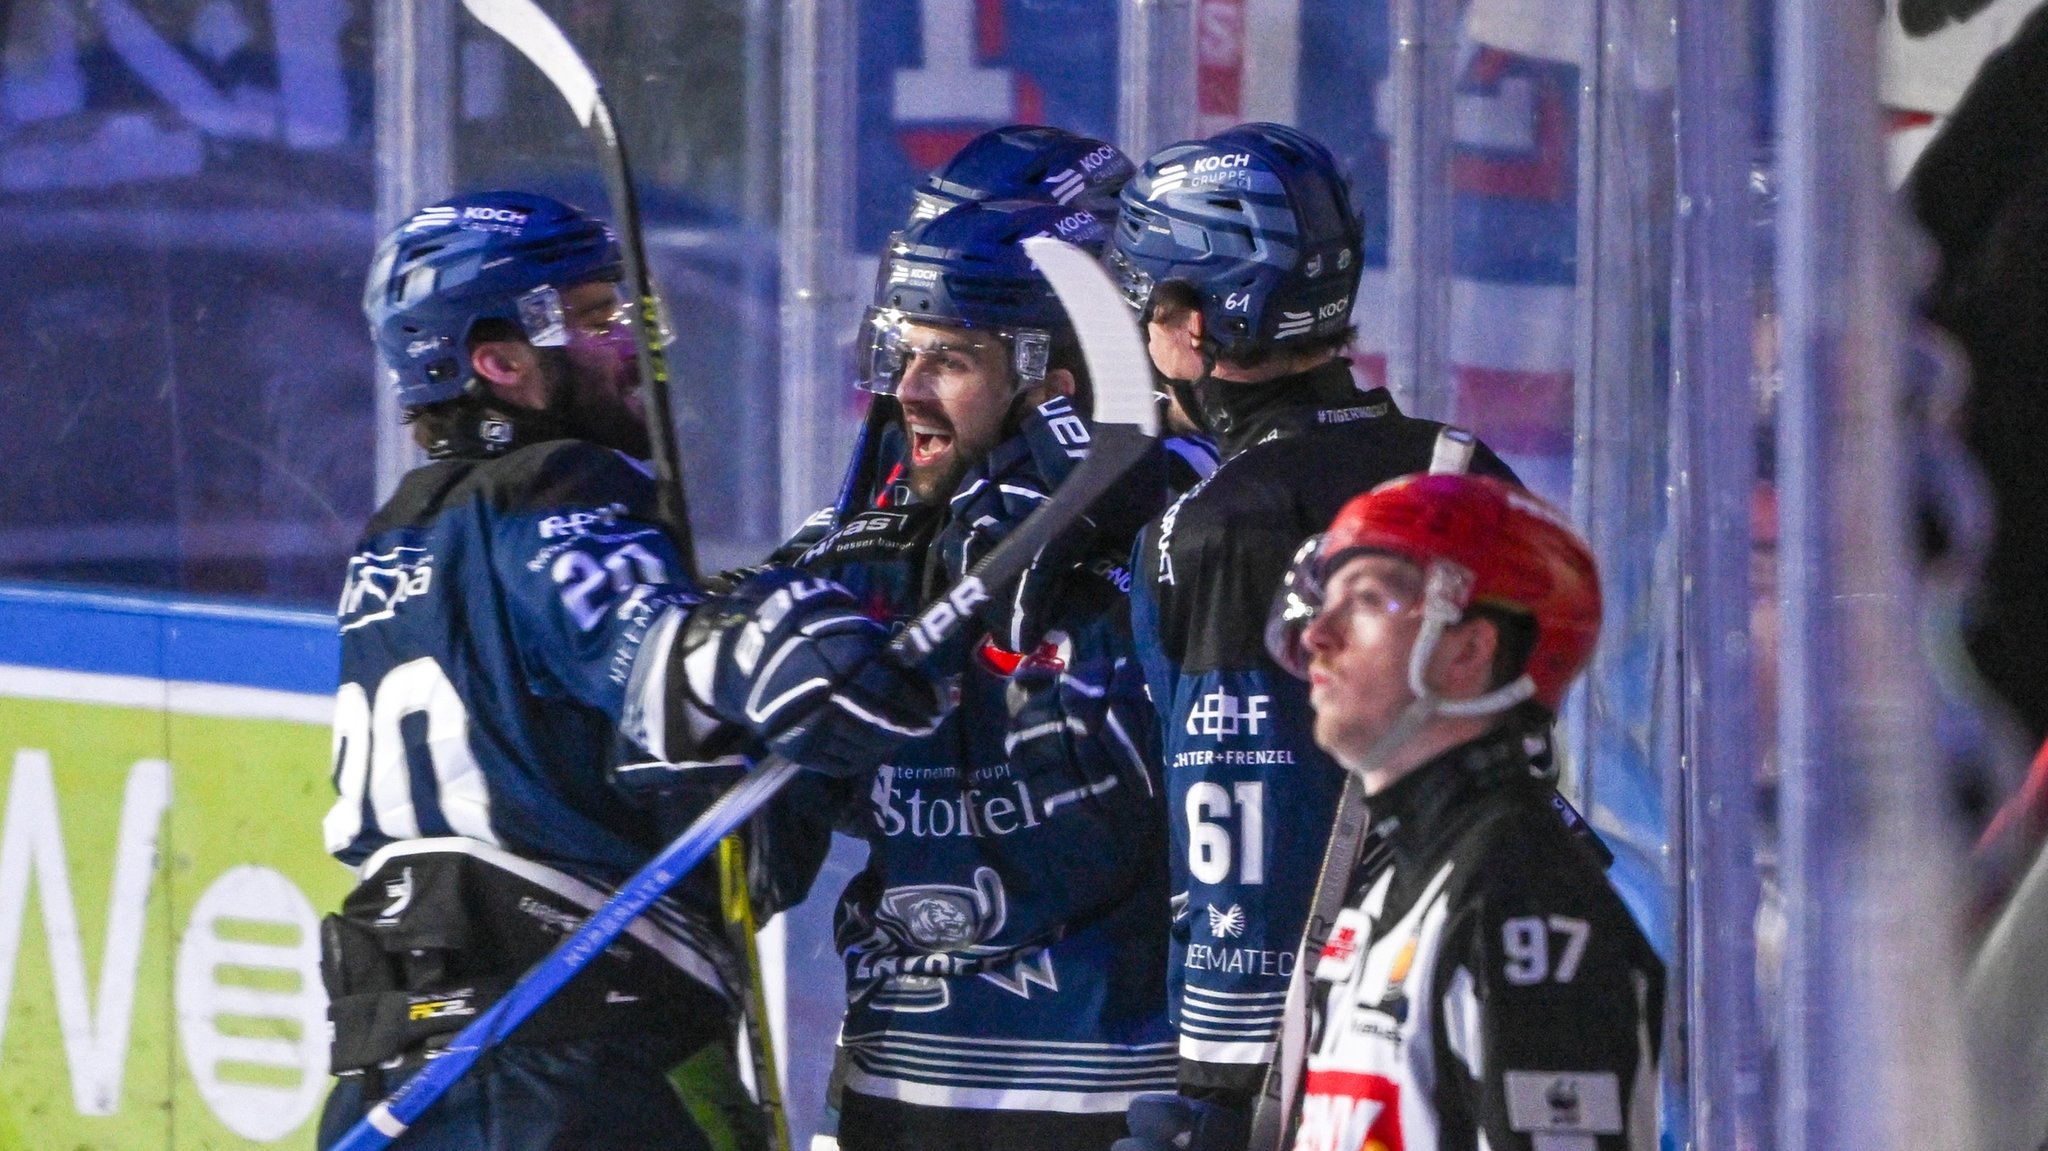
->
[1022,237,1160,437]
[461,0,601,126]
[1429,426,1477,475]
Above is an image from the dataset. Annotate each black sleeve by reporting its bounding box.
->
[1470,437,1523,488]
[1439,849,1665,1150]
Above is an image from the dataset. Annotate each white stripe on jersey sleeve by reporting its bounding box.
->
[1179,1036,1278,1064]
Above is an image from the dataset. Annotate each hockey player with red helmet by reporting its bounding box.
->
[1255,474,1664,1151]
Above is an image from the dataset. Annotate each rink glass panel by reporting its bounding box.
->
[0,0,783,600]
[0,0,378,604]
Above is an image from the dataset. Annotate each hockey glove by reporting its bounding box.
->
[1003,644,1152,800]
[683,568,946,779]
[936,396,1092,653]
[1112,1093,1248,1151]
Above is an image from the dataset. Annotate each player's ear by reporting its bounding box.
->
[1042,366,1078,400]
[470,339,541,406]
[1432,615,1501,701]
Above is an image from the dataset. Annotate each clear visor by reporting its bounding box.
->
[1265,541,1437,680]
[1264,534,1329,680]
[515,283,677,350]
[854,306,1051,396]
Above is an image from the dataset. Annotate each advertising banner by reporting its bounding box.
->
[0,585,342,1148]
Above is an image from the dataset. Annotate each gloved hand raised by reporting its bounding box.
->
[935,394,1092,653]
[1112,1093,1249,1151]
[683,568,946,778]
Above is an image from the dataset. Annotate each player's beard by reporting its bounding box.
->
[541,347,653,459]
[900,403,1001,504]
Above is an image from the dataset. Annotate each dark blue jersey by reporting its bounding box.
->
[1128,361,1518,1098]
[791,458,1180,1117]
[323,441,706,887]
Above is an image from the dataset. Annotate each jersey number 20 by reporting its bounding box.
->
[323,658,491,852]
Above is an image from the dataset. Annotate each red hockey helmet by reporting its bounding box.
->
[1266,473,1601,714]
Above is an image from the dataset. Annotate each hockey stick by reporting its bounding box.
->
[449,0,793,1126]
[330,237,1159,1151]
[1245,429,1475,1151]
[460,0,697,579]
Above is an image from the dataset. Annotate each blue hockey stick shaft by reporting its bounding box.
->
[329,756,800,1151]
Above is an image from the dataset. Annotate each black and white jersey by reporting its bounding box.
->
[1289,732,1663,1151]
[1128,359,1517,1098]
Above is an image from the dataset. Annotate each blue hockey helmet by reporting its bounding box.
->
[363,190,623,407]
[909,125,1136,226]
[1109,122,1363,357]
[858,198,1110,395]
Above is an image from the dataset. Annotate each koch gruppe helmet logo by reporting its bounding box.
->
[457,205,530,233]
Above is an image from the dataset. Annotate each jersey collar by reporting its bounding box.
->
[1195,358,1396,459]
[1361,725,1544,868]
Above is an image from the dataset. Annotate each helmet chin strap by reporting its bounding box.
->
[1336,561,1537,787]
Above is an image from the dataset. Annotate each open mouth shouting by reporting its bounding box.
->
[906,415,956,470]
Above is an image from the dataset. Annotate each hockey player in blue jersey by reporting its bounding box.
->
[777,123,1188,563]
[1103,125,1520,1148]
[317,190,943,1151]
[783,197,1178,1150]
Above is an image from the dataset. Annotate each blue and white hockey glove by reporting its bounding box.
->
[684,568,946,778]
[936,396,1092,653]
[1112,1093,1248,1151]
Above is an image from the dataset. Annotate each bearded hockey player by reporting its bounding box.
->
[319,190,940,1151]
[789,197,1177,1150]
[1261,474,1662,1151]
[1107,123,1518,1136]
[789,123,1165,555]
